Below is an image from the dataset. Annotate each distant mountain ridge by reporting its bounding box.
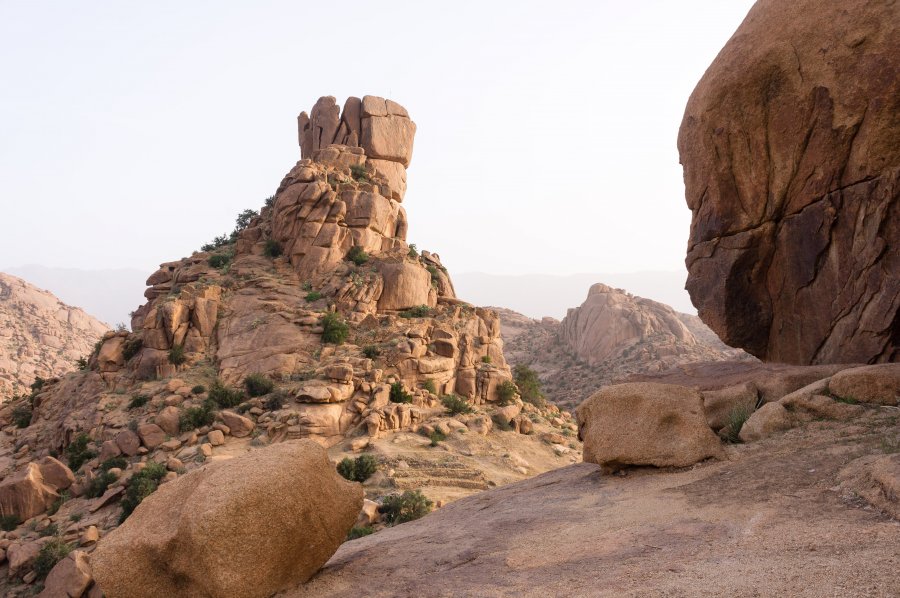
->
[496,283,753,410]
[453,271,695,320]
[0,272,109,398]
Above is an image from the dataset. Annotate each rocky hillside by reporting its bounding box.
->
[499,284,751,410]
[0,273,108,399]
[0,96,581,596]
[679,0,899,364]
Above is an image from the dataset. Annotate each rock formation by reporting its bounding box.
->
[679,0,899,365]
[92,441,362,598]
[576,382,725,472]
[498,284,752,410]
[0,97,582,594]
[0,273,108,399]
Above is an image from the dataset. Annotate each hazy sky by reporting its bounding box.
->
[0,0,755,278]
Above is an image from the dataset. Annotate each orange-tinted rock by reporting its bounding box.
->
[37,456,75,491]
[678,0,899,365]
[0,463,58,521]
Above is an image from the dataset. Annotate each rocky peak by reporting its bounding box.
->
[0,273,108,399]
[560,284,697,367]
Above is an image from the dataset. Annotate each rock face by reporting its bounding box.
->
[679,0,899,365]
[0,273,108,398]
[498,285,751,410]
[576,382,724,472]
[0,463,59,521]
[92,441,362,598]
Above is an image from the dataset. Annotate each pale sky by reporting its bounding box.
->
[0,0,755,279]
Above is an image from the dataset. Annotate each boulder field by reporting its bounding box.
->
[679,0,899,365]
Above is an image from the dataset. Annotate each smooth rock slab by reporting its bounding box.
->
[92,440,362,598]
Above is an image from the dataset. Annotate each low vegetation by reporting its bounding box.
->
[496,380,518,405]
[429,430,446,446]
[347,246,369,266]
[389,381,413,404]
[122,337,143,361]
[350,164,369,182]
[180,398,218,432]
[209,379,243,408]
[336,454,378,482]
[66,433,97,471]
[321,312,349,344]
[127,394,149,410]
[362,345,381,359]
[168,344,187,366]
[441,393,473,415]
[120,462,167,522]
[305,290,323,302]
[347,526,375,540]
[422,379,437,394]
[380,490,433,525]
[208,252,232,269]
[722,406,752,443]
[0,515,19,531]
[244,373,275,397]
[513,364,546,408]
[400,305,431,318]
[264,239,282,258]
[86,470,118,498]
[11,403,32,428]
[34,538,74,579]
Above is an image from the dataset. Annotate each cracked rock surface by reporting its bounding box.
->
[678,0,899,365]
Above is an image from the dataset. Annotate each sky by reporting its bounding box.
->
[0,0,755,282]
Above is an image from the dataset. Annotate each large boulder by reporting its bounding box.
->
[37,550,93,598]
[828,363,900,406]
[0,463,59,521]
[576,383,724,472]
[838,453,900,520]
[678,0,899,365]
[91,440,363,598]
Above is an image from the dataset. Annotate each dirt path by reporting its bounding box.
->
[286,409,900,597]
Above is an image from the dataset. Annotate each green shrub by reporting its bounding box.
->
[379,490,433,525]
[349,164,369,182]
[121,337,143,361]
[191,385,206,394]
[100,456,128,471]
[429,430,446,446]
[722,407,752,443]
[119,462,167,522]
[209,380,243,408]
[180,398,218,432]
[492,413,513,432]
[321,312,349,344]
[513,364,546,408]
[244,373,274,397]
[47,491,69,516]
[407,244,418,258]
[422,379,437,394]
[33,538,73,579]
[208,252,232,269]
[66,434,97,471]
[76,356,89,370]
[264,195,276,208]
[30,377,45,393]
[86,470,118,498]
[265,390,288,411]
[389,382,412,404]
[127,394,149,410]
[0,514,19,531]
[362,345,380,359]
[481,355,493,364]
[305,290,323,302]
[39,522,59,537]
[496,380,518,405]
[264,239,282,258]
[426,265,440,282]
[168,344,187,366]
[69,513,82,522]
[400,305,430,318]
[441,393,473,415]
[346,246,369,266]
[234,208,258,232]
[347,526,375,540]
[11,404,32,428]
[336,455,378,482]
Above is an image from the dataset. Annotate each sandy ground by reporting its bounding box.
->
[284,406,900,597]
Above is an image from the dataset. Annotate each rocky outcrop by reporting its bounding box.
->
[679,0,899,365]
[576,383,724,472]
[561,284,701,366]
[92,441,362,598]
[0,273,108,398]
[0,463,59,521]
[497,285,751,410]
